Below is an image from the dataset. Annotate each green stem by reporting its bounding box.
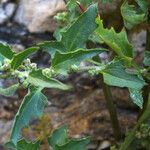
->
[123,6,150,149]
[93,55,122,141]
[120,97,150,150]
[146,8,150,52]
[102,78,122,141]
[139,8,150,118]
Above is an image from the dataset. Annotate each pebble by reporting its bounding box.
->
[98,140,111,150]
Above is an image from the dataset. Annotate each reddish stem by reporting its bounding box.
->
[76,1,86,12]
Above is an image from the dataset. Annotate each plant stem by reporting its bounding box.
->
[146,8,150,51]
[120,97,150,150]
[139,8,150,118]
[102,78,122,141]
[118,2,150,148]
[93,55,122,140]
[127,6,150,149]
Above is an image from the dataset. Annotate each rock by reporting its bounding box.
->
[131,30,146,52]
[99,0,121,14]
[0,120,12,144]
[0,0,9,3]
[0,2,16,24]
[15,0,66,33]
[98,140,111,150]
[11,43,25,52]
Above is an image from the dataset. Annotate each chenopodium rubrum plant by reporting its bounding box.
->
[42,0,150,149]
[0,3,102,150]
[0,0,149,149]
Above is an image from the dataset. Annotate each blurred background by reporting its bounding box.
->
[0,0,147,149]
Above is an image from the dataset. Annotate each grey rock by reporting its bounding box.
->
[11,43,25,53]
[15,0,66,33]
[0,120,12,144]
[0,2,16,24]
[131,30,146,52]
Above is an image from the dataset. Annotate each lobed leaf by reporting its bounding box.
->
[10,89,48,145]
[0,84,19,97]
[62,3,98,51]
[0,43,15,61]
[143,51,150,66]
[38,41,66,58]
[53,27,68,42]
[48,125,68,149]
[95,17,133,60]
[55,138,90,150]
[121,1,146,30]
[129,89,143,109]
[6,139,40,150]
[11,47,39,70]
[101,60,145,107]
[135,0,149,13]
[27,70,70,90]
[102,60,145,90]
[51,48,107,75]
[48,125,90,150]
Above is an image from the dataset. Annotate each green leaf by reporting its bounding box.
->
[0,43,15,61]
[143,51,150,66]
[27,70,70,90]
[88,33,103,44]
[95,17,133,59]
[135,0,149,13]
[48,125,68,149]
[121,1,146,30]
[67,0,93,12]
[0,84,19,97]
[52,48,106,75]
[102,60,145,90]
[55,138,90,150]
[48,125,90,150]
[10,89,48,145]
[11,47,39,70]
[38,41,66,58]
[62,4,98,51]
[67,0,78,12]
[129,89,143,109]
[6,139,40,150]
[54,27,69,42]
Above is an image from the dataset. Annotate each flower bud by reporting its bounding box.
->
[3,63,11,70]
[11,70,19,76]
[42,68,51,76]
[23,58,31,66]
[22,80,29,88]
[71,64,79,72]
[4,58,11,64]
[88,69,97,76]
[30,63,37,70]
